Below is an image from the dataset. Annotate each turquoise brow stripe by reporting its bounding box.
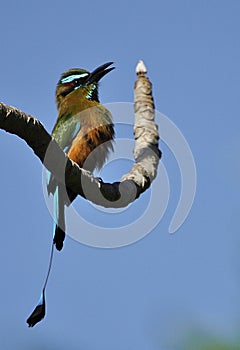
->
[61,73,88,83]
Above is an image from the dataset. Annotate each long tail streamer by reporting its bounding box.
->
[26,241,54,327]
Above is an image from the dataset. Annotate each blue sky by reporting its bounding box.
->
[0,0,240,349]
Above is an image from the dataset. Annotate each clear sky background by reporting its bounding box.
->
[0,1,240,349]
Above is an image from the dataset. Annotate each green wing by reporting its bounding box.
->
[52,114,81,152]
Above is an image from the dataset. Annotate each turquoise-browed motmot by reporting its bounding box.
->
[47,62,115,251]
[27,62,115,327]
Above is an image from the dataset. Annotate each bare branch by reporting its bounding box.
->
[0,60,161,208]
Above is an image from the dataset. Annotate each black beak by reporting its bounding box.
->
[88,62,115,84]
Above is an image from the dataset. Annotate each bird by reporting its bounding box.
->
[47,62,115,251]
[27,62,115,327]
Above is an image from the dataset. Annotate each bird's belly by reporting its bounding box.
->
[67,127,113,171]
[68,138,93,169]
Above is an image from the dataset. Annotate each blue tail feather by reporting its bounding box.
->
[53,186,65,251]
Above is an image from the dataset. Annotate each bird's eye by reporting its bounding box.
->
[73,79,80,86]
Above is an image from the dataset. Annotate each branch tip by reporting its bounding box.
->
[136,60,147,75]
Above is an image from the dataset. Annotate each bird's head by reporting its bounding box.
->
[56,62,115,108]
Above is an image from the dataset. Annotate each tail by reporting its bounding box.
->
[53,186,66,251]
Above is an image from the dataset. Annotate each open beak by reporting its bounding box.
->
[88,62,115,84]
